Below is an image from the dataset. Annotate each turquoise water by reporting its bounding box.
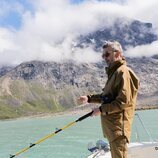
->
[0,110,158,158]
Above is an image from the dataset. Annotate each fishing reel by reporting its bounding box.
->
[88,140,110,153]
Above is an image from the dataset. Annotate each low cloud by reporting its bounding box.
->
[125,41,158,57]
[0,0,158,66]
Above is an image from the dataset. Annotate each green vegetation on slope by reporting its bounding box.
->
[0,79,80,120]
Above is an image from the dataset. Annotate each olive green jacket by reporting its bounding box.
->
[88,60,139,142]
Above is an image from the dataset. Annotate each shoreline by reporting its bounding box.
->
[1,105,158,121]
[0,106,93,121]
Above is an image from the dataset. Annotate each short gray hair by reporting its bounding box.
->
[102,41,123,53]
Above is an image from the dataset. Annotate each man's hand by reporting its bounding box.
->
[91,107,101,116]
[77,96,88,104]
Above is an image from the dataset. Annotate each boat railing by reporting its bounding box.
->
[134,113,154,143]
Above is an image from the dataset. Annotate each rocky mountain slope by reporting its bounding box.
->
[0,57,157,119]
[0,19,157,119]
[76,19,157,50]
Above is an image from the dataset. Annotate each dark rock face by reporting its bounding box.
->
[9,61,45,80]
[0,66,13,77]
[77,19,157,50]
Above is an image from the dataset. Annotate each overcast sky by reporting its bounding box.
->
[0,0,158,66]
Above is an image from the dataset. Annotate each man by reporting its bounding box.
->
[78,41,139,158]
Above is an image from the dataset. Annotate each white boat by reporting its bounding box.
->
[86,113,158,158]
[87,141,158,158]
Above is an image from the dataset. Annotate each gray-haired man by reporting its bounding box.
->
[78,41,139,158]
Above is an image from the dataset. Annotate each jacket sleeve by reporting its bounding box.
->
[100,70,131,114]
[87,94,102,103]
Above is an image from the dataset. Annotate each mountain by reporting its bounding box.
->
[0,57,157,119]
[0,66,12,77]
[76,19,157,50]
[0,61,103,119]
[0,19,158,119]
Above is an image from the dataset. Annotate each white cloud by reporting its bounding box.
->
[0,28,14,52]
[0,0,24,17]
[0,0,158,66]
[125,41,158,57]
[72,46,102,63]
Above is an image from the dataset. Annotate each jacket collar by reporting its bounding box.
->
[105,59,126,78]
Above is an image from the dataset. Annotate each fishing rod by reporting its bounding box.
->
[9,111,93,158]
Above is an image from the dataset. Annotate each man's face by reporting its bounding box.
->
[102,47,116,66]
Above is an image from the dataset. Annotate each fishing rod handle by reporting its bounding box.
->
[76,111,93,122]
